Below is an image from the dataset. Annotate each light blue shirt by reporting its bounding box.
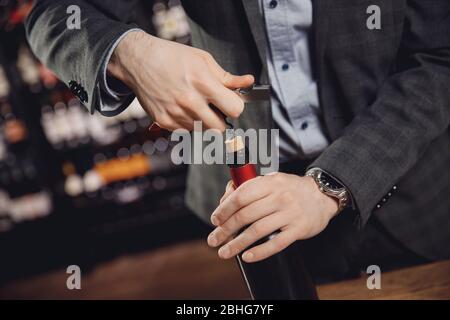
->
[100,0,329,160]
[259,0,329,160]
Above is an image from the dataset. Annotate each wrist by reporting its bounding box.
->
[107,30,150,88]
[305,167,349,216]
[306,176,340,219]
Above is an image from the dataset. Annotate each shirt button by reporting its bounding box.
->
[301,121,309,130]
[269,0,278,8]
[282,63,289,71]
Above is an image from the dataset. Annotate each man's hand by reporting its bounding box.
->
[107,31,254,132]
[207,173,339,263]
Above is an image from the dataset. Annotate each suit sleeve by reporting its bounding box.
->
[309,0,450,227]
[25,0,140,115]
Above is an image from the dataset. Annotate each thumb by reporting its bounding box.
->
[222,72,255,90]
[205,53,255,89]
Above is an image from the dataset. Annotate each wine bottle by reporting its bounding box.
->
[226,135,318,300]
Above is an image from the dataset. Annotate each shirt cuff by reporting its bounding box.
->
[100,28,143,100]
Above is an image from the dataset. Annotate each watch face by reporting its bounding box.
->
[319,172,342,190]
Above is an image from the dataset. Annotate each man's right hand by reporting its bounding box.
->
[107,31,254,132]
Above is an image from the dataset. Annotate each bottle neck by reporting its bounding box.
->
[226,147,250,168]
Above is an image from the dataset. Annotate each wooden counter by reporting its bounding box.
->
[1,240,449,300]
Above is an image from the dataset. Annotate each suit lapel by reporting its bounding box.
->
[241,0,267,64]
[313,0,331,68]
[312,0,331,123]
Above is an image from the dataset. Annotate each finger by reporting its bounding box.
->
[241,228,297,263]
[208,194,279,247]
[207,232,234,250]
[202,82,245,119]
[211,176,272,226]
[205,55,254,89]
[154,113,185,131]
[219,181,235,204]
[217,213,287,260]
[167,106,196,131]
[178,91,226,132]
[223,73,254,90]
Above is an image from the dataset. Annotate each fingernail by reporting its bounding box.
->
[208,233,217,247]
[242,251,254,262]
[218,245,230,259]
[211,214,219,226]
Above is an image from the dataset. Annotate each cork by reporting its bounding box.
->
[225,135,245,153]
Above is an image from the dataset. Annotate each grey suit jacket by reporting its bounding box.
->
[26,0,450,260]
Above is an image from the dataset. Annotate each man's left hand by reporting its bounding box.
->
[207,173,339,263]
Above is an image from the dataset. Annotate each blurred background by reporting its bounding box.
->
[0,0,448,300]
[0,0,248,299]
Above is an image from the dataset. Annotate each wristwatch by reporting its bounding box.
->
[305,167,349,213]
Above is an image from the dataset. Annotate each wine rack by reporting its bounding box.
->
[0,0,208,283]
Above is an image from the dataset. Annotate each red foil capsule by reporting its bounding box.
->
[229,163,258,187]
